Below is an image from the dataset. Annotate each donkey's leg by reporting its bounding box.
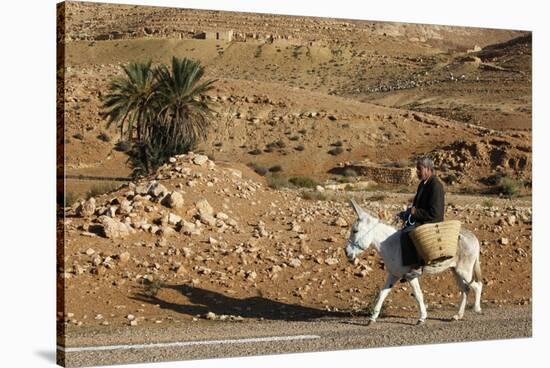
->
[470,257,483,314]
[452,269,470,320]
[369,274,398,324]
[408,277,427,324]
[470,280,483,314]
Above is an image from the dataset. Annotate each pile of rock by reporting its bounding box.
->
[71,153,244,240]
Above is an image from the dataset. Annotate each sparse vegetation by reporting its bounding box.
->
[289,176,318,188]
[336,175,354,184]
[444,173,458,184]
[73,133,84,140]
[292,46,302,59]
[344,168,358,177]
[64,191,79,207]
[254,45,262,58]
[114,140,132,152]
[142,278,164,297]
[86,182,121,199]
[482,198,495,208]
[499,176,522,197]
[300,190,327,201]
[267,140,286,149]
[295,145,305,151]
[269,165,283,173]
[368,193,388,202]
[97,132,111,142]
[459,186,480,195]
[381,159,411,168]
[249,148,263,155]
[247,162,268,176]
[328,147,344,156]
[266,173,290,189]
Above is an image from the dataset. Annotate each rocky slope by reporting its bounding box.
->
[58,153,531,329]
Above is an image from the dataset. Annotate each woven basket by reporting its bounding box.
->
[409,220,461,265]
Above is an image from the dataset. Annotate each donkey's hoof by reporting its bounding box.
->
[474,308,483,315]
[452,314,462,321]
[367,319,376,326]
[416,319,425,326]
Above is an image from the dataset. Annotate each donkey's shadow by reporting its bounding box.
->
[131,283,350,321]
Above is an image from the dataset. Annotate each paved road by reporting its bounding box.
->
[58,305,531,367]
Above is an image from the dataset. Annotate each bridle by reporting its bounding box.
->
[349,220,379,251]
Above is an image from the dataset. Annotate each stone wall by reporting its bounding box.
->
[346,163,415,185]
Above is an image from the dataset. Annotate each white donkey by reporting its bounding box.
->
[344,199,483,325]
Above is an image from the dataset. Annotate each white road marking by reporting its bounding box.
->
[57,334,321,353]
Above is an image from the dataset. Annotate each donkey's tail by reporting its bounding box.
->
[473,255,482,283]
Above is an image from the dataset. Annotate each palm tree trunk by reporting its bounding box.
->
[137,109,142,142]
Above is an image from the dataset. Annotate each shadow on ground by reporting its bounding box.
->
[131,283,353,321]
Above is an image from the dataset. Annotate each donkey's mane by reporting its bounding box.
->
[357,208,397,230]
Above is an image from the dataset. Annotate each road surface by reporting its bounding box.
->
[58,305,531,367]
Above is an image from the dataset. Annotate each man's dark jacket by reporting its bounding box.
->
[401,175,445,266]
[412,175,445,225]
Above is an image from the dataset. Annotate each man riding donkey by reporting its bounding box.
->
[398,156,445,280]
[344,156,481,324]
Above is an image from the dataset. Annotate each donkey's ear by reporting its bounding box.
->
[350,199,367,219]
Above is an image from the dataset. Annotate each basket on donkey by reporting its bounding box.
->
[409,220,461,265]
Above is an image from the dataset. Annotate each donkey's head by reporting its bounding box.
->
[345,199,379,262]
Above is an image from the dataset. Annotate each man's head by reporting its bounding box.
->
[416,156,435,181]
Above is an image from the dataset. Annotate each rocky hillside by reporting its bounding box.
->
[61,1,523,50]
[59,2,531,201]
[59,153,532,329]
[62,64,531,199]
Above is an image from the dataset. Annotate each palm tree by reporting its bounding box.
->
[101,61,155,142]
[102,57,217,176]
[152,57,217,150]
[128,124,194,178]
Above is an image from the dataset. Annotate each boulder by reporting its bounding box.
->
[226,168,242,178]
[196,199,216,225]
[332,217,348,227]
[117,199,133,215]
[193,155,209,166]
[289,258,302,268]
[196,199,214,216]
[181,220,195,233]
[118,251,131,265]
[135,183,149,195]
[164,191,184,209]
[99,216,132,239]
[167,213,182,225]
[160,226,177,236]
[216,212,229,220]
[147,182,168,198]
[76,198,96,218]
